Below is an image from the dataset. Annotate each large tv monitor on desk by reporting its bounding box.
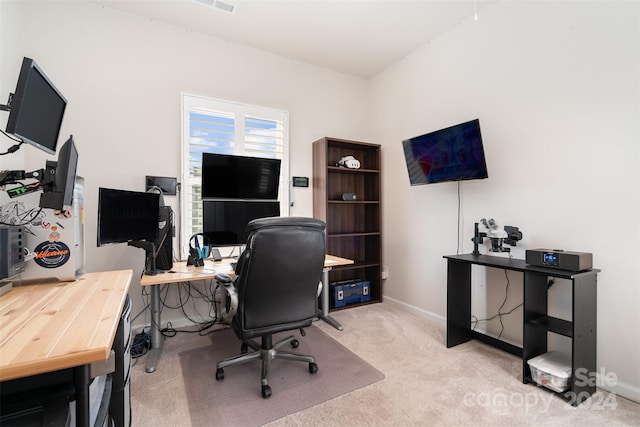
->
[201,153,281,200]
[202,200,280,247]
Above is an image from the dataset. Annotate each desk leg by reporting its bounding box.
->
[446,260,472,348]
[74,364,90,427]
[145,284,164,373]
[319,268,343,331]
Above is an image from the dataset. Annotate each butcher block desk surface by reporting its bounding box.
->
[0,269,133,382]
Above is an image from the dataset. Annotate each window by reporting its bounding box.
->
[181,94,289,258]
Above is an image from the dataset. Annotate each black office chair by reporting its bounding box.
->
[214,216,326,398]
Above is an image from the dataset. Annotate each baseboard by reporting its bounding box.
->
[598,377,640,404]
[382,295,446,325]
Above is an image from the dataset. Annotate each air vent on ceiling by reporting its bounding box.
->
[191,0,238,15]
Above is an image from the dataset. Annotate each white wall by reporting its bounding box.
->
[0,1,370,329]
[370,1,639,401]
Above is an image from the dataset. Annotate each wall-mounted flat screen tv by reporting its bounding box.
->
[402,119,488,185]
[201,153,281,200]
[5,57,67,155]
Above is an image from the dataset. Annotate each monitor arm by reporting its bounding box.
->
[128,240,159,276]
[0,168,46,194]
[0,92,13,111]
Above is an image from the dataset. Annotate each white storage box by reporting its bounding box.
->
[527,351,572,393]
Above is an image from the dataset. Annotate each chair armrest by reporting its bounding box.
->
[216,273,238,321]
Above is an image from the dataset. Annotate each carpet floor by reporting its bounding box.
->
[130,302,640,426]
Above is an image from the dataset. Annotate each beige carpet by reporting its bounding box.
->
[130,303,640,426]
[179,326,385,426]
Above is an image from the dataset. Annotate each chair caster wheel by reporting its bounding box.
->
[241,343,248,354]
[290,339,299,348]
[309,362,318,374]
[216,368,224,381]
[261,385,272,399]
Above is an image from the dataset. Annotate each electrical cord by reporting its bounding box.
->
[133,274,229,354]
[0,130,23,155]
[131,331,151,359]
[457,181,462,254]
[471,270,523,339]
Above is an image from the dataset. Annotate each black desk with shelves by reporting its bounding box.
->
[444,254,599,405]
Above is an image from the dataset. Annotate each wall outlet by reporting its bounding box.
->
[381,266,389,280]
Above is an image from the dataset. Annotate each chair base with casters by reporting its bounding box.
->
[215,333,319,399]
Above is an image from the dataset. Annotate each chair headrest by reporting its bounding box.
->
[247,217,326,233]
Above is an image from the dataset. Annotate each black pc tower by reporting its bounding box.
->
[154,206,173,271]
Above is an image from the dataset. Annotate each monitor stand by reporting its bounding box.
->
[128,240,160,275]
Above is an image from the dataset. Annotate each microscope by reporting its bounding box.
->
[472,218,523,255]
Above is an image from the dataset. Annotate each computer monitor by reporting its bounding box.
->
[39,136,78,211]
[97,188,160,246]
[201,153,281,200]
[202,200,280,246]
[4,57,67,155]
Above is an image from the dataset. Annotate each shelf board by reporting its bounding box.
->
[331,261,380,270]
[528,316,573,338]
[327,166,379,174]
[328,200,380,204]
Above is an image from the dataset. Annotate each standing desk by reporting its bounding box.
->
[139,254,353,373]
[0,270,133,426]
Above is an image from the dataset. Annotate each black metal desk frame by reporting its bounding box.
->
[445,254,599,405]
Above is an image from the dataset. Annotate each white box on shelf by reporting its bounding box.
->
[527,351,572,393]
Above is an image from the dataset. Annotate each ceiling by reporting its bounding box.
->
[95,0,492,79]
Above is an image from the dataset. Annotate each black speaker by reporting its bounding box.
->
[154,206,173,271]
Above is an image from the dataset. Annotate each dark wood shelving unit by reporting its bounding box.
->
[313,137,382,311]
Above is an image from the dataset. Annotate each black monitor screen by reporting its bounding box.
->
[5,57,67,155]
[203,200,280,246]
[39,136,78,211]
[97,188,160,246]
[402,119,488,185]
[201,153,281,200]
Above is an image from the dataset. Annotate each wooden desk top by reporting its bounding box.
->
[140,254,354,287]
[0,270,132,382]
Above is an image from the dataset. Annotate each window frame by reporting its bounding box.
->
[180,93,290,259]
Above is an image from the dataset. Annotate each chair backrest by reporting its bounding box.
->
[233,217,326,337]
